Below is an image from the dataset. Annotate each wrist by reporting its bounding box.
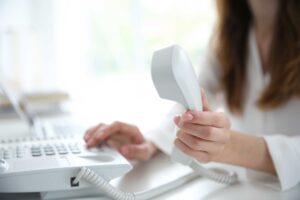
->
[212,129,235,163]
[211,130,276,175]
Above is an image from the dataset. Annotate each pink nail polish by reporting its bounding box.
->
[183,113,193,121]
[84,134,90,140]
[121,147,129,155]
[174,116,180,125]
[87,140,93,147]
[187,113,194,120]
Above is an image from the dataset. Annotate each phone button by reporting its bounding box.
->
[0,159,9,173]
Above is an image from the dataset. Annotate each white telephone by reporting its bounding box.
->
[0,81,202,200]
[0,136,132,195]
[151,45,237,184]
[0,82,132,197]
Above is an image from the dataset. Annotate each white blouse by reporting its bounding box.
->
[146,28,300,191]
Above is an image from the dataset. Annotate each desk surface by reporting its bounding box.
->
[0,118,300,200]
[0,152,300,200]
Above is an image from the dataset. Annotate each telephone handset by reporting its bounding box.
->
[151,45,237,184]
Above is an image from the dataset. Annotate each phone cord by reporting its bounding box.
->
[74,167,201,200]
[189,160,238,184]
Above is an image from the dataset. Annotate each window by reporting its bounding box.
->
[0,0,216,124]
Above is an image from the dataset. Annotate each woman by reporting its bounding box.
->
[84,0,300,190]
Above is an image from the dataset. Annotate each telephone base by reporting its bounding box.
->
[40,187,109,200]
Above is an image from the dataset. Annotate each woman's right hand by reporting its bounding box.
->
[83,121,158,161]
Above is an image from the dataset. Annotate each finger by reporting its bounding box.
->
[87,122,143,147]
[97,121,144,144]
[84,128,94,142]
[200,88,211,111]
[174,139,211,163]
[180,111,231,128]
[120,143,150,161]
[86,125,110,147]
[173,116,181,125]
[109,134,132,144]
[107,139,122,150]
[106,134,139,151]
[107,138,127,150]
[84,123,105,141]
[177,124,229,142]
[177,131,224,154]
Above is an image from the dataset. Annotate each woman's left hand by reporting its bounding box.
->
[174,89,231,163]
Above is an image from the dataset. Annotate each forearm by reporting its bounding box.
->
[213,130,276,175]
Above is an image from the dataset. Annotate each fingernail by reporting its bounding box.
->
[173,116,180,125]
[96,133,104,140]
[84,134,90,141]
[121,146,129,155]
[183,113,193,121]
[87,140,93,147]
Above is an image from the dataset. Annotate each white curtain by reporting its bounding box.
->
[0,0,215,94]
[0,0,90,92]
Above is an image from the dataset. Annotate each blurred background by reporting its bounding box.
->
[0,0,216,129]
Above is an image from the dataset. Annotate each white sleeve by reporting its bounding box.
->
[197,47,222,110]
[146,48,222,155]
[145,104,185,155]
[263,135,300,190]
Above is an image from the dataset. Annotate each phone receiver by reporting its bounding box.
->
[151,45,237,184]
[0,159,9,174]
[151,45,202,166]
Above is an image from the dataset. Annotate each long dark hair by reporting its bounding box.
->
[215,0,300,114]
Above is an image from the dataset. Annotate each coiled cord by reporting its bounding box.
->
[74,162,237,200]
[171,147,238,185]
[74,167,136,200]
[74,164,237,200]
[190,161,238,184]
[74,167,201,200]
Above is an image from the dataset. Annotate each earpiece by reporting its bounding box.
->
[151,45,202,111]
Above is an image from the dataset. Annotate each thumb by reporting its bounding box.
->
[200,88,212,111]
[120,143,150,161]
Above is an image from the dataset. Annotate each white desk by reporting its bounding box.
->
[1,152,300,200]
[104,152,300,200]
[0,119,300,200]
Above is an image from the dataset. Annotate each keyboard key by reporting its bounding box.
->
[31,150,41,154]
[32,152,42,157]
[16,154,23,158]
[44,147,54,152]
[31,146,41,151]
[71,149,81,154]
[58,151,68,155]
[4,151,11,159]
[45,151,55,156]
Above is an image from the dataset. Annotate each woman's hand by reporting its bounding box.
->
[174,89,231,163]
[84,121,158,161]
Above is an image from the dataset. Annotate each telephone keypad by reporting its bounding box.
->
[3,150,11,159]
[0,136,92,160]
[55,144,68,155]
